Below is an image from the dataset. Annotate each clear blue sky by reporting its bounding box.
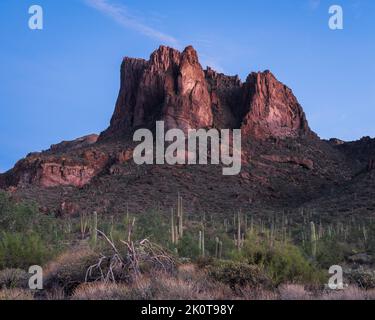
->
[0,0,374,172]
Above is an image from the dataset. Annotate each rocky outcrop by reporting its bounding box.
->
[101,45,213,138]
[240,71,313,139]
[1,149,109,188]
[100,45,313,140]
[50,134,98,153]
[328,138,345,146]
[261,155,314,170]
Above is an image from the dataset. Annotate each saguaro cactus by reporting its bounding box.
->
[310,221,317,258]
[237,211,242,251]
[170,194,185,245]
[219,241,223,259]
[171,208,176,245]
[80,212,89,240]
[177,194,184,238]
[200,224,205,257]
[215,237,220,258]
[199,230,202,251]
[91,211,98,245]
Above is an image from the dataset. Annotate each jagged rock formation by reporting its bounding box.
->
[101,46,213,137]
[239,71,314,139]
[100,45,313,140]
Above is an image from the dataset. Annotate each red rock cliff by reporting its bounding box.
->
[100,46,314,141]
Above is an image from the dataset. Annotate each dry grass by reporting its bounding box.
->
[72,265,233,301]
[65,263,375,301]
[319,286,375,300]
[0,288,34,300]
[45,287,66,300]
[72,282,130,300]
[278,284,312,300]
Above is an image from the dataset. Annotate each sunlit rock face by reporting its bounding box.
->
[100,46,314,141]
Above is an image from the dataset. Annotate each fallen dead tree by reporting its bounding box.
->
[86,227,177,284]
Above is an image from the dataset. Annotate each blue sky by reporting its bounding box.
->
[0,0,374,172]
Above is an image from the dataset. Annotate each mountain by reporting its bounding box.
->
[0,45,373,220]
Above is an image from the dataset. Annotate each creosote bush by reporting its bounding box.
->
[208,261,271,290]
[0,192,65,269]
[0,232,52,269]
[239,230,324,285]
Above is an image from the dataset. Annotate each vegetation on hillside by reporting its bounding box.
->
[0,191,374,300]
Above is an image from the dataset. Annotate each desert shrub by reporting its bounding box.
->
[0,268,29,289]
[240,231,323,285]
[133,210,170,246]
[195,256,215,269]
[45,287,66,300]
[44,246,102,295]
[208,261,271,290]
[0,232,54,269]
[0,193,57,237]
[0,192,65,269]
[177,233,200,259]
[347,269,375,290]
[365,223,375,258]
[315,238,346,269]
[0,288,34,300]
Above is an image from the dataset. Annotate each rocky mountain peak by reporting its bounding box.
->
[100,46,314,141]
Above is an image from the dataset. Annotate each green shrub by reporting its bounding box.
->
[133,210,170,246]
[0,232,54,269]
[240,231,323,285]
[177,233,200,259]
[195,256,215,269]
[315,238,346,269]
[0,192,66,269]
[208,261,271,290]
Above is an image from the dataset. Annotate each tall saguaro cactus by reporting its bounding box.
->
[198,222,206,257]
[177,194,183,238]
[171,208,175,244]
[170,194,185,246]
[310,221,317,258]
[91,211,98,245]
[237,211,242,251]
